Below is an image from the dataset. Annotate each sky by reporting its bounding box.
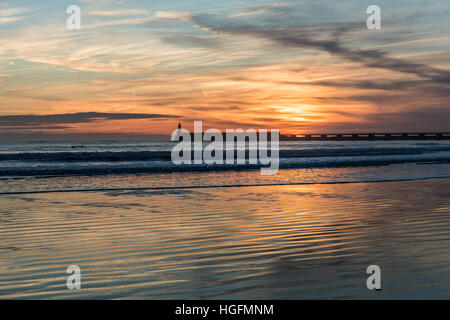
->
[0,0,449,139]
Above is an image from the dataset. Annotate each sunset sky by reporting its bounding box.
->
[0,0,449,139]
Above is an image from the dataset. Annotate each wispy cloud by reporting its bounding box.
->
[0,5,30,25]
[154,11,192,21]
[229,2,290,18]
[0,112,179,131]
[87,9,149,17]
[183,13,450,85]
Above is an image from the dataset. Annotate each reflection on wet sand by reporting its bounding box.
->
[1,179,450,299]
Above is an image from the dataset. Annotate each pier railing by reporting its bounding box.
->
[280,133,450,141]
[182,132,450,141]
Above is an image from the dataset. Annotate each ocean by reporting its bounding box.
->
[1,140,450,194]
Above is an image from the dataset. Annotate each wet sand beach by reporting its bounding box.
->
[1,178,449,299]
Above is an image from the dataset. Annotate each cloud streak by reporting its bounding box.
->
[87,9,148,17]
[185,12,450,85]
[0,112,179,130]
[0,5,30,25]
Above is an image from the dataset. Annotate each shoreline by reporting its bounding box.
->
[1,175,450,196]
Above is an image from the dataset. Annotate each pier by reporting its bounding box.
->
[280,132,450,141]
[179,129,450,141]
